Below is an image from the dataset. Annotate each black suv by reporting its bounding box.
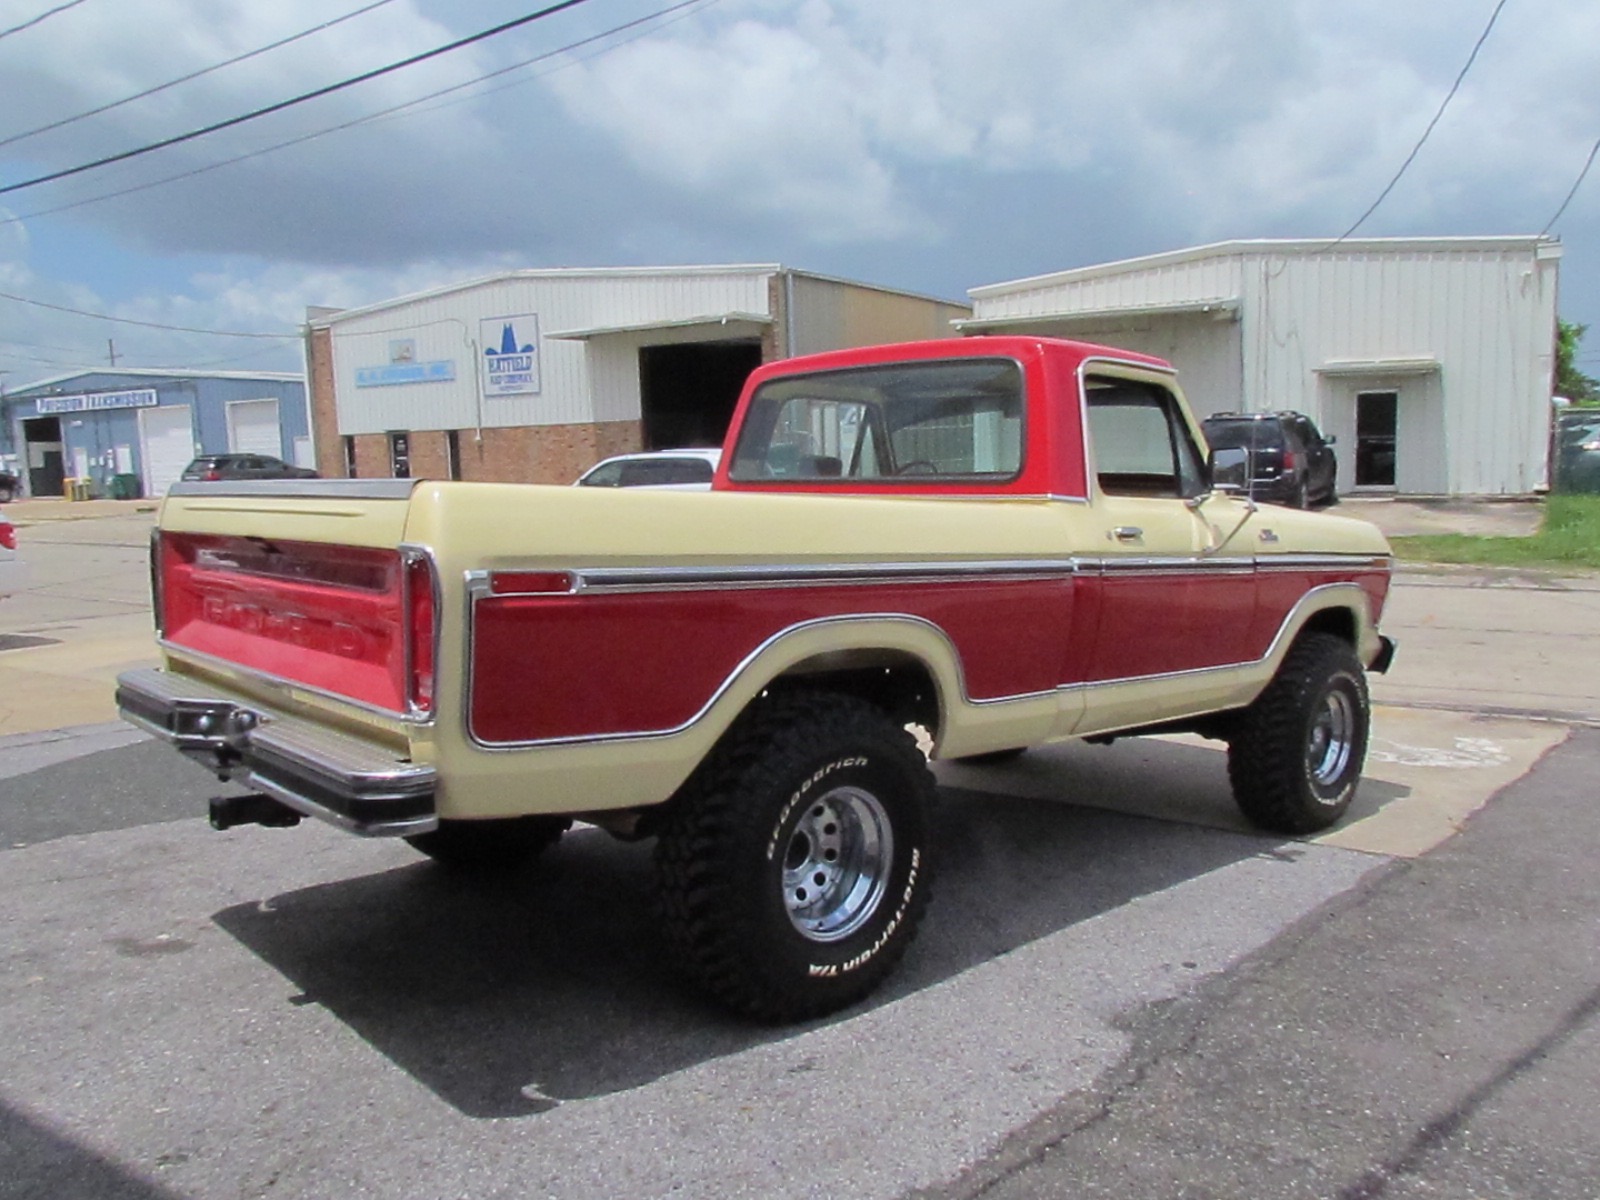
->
[180,454,319,483]
[1201,412,1337,508]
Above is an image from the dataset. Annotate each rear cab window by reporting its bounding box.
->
[1201,419,1285,450]
[729,358,1025,484]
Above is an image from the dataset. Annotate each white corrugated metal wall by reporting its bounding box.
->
[328,268,777,435]
[970,239,1560,495]
[1240,243,1559,494]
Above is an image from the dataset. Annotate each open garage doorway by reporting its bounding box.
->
[22,415,64,499]
[639,340,762,450]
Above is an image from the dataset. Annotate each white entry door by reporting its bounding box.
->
[140,405,195,497]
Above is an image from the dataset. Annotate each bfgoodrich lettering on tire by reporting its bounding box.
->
[1228,632,1370,835]
[654,689,935,1021]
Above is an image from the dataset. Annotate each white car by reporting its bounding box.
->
[0,509,27,600]
[574,448,722,491]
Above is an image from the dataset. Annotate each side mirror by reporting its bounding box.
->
[1209,446,1249,494]
[1325,434,1338,446]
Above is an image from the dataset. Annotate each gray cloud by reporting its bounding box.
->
[2,0,1598,385]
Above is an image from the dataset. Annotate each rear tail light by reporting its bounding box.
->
[204,469,221,481]
[0,520,14,552]
[149,529,164,633]
[1281,450,1297,470]
[405,553,437,716]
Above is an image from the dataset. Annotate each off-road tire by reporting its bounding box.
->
[1228,633,1370,834]
[405,816,571,871]
[654,689,935,1021]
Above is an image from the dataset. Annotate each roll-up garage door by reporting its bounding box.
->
[227,398,281,457]
[140,406,195,498]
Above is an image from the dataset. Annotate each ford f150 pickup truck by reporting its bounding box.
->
[117,336,1395,1020]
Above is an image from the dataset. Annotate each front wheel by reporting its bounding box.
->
[655,690,935,1021]
[1227,634,1370,834]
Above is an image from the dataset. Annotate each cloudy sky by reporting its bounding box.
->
[1,0,1597,389]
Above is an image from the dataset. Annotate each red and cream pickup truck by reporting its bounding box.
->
[117,336,1395,1020]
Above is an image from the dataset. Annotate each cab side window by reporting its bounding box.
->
[1085,377,1206,499]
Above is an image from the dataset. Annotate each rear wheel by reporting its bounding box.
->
[655,690,935,1021]
[405,816,570,871]
[1228,634,1369,834]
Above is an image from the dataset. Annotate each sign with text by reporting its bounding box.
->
[354,360,457,388]
[480,314,540,397]
[36,388,158,415]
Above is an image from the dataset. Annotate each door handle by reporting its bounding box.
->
[1112,526,1143,542]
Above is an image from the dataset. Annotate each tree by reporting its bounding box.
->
[1556,319,1600,405]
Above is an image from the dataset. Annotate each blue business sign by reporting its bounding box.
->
[36,388,158,414]
[354,360,457,388]
[480,314,540,397]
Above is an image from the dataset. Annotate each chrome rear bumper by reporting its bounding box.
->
[115,667,437,837]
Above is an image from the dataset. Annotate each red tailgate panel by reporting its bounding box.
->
[161,534,409,712]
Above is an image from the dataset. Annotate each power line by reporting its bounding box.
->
[1332,0,1509,245]
[0,348,97,368]
[0,0,597,198]
[1541,134,1600,234]
[0,0,398,151]
[0,0,88,43]
[2,0,719,228]
[0,287,297,337]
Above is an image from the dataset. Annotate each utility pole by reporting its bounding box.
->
[107,338,119,367]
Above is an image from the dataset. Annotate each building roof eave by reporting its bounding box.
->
[546,312,774,340]
[969,235,1561,300]
[955,298,1242,331]
[1314,356,1441,377]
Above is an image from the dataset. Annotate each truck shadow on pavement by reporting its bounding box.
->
[0,1100,184,1200]
[212,745,1406,1120]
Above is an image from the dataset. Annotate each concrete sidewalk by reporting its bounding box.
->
[2,496,159,524]
[1339,494,1545,538]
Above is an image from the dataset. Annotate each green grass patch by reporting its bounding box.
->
[1390,494,1600,570]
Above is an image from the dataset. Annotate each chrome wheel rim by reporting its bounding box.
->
[782,786,893,942]
[1307,686,1356,790]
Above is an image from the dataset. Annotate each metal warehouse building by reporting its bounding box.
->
[306,265,971,484]
[0,369,310,499]
[962,237,1562,496]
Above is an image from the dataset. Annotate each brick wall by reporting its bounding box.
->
[457,421,641,484]
[352,433,387,478]
[339,422,640,483]
[306,325,342,477]
[307,316,640,484]
[406,430,450,481]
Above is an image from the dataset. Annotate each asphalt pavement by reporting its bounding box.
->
[0,499,1597,1198]
[935,728,1600,1200]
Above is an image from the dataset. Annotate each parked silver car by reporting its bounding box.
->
[574,448,722,490]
